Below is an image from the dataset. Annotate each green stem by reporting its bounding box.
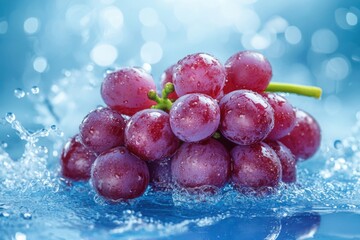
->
[148,83,174,111]
[265,82,322,99]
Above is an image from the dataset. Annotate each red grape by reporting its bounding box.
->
[173,53,226,99]
[60,134,97,181]
[79,107,126,154]
[169,93,220,142]
[231,142,282,192]
[223,51,272,93]
[219,90,274,145]
[265,140,296,183]
[279,109,321,161]
[262,93,296,140]
[91,146,149,201]
[101,67,157,116]
[171,138,231,190]
[125,109,180,161]
[160,64,179,101]
[147,158,172,191]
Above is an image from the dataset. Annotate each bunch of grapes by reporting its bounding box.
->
[60,51,322,202]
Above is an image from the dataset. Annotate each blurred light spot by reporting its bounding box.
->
[311,29,338,54]
[346,12,358,26]
[250,33,271,50]
[142,63,152,73]
[324,95,342,115]
[265,16,288,33]
[24,17,39,34]
[234,9,260,34]
[15,232,27,240]
[335,8,358,29]
[33,57,48,73]
[140,42,162,64]
[325,56,350,81]
[100,6,123,29]
[0,21,8,34]
[139,8,159,27]
[90,43,118,67]
[284,26,302,44]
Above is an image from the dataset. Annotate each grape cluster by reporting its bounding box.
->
[60,51,322,202]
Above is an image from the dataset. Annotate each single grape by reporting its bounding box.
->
[223,51,272,93]
[219,90,274,145]
[231,142,282,192]
[160,64,179,101]
[60,134,97,181]
[147,158,172,191]
[171,138,231,191]
[101,67,157,116]
[79,107,126,154]
[173,53,226,99]
[125,109,180,161]
[279,109,321,161]
[91,146,149,201]
[169,93,220,142]
[265,140,296,183]
[262,93,296,140]
[231,142,281,192]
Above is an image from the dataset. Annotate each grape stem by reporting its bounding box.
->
[148,83,174,111]
[266,82,322,99]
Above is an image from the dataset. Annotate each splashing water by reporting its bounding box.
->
[1,70,360,239]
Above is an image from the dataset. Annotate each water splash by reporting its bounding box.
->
[0,112,63,192]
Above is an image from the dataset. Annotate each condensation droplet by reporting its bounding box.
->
[21,212,32,220]
[1,141,8,148]
[334,140,343,149]
[5,112,16,123]
[31,86,40,94]
[1,212,10,217]
[37,146,48,157]
[14,88,26,98]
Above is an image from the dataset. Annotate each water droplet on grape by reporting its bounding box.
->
[14,88,25,98]
[5,112,16,123]
[31,86,40,94]
[334,139,343,149]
